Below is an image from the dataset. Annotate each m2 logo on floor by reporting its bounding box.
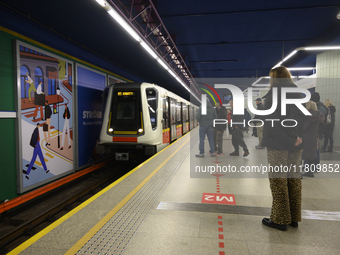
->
[201,193,236,205]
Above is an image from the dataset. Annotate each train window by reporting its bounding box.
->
[116,93,136,120]
[146,88,158,129]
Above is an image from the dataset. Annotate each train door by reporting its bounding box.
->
[189,105,194,130]
[184,104,189,133]
[170,98,177,141]
[176,101,182,138]
[162,97,170,144]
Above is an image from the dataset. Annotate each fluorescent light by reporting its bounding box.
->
[97,0,197,100]
[305,46,340,51]
[288,67,315,71]
[107,9,141,42]
[140,41,158,59]
[168,69,176,77]
[95,0,106,7]
[157,58,169,70]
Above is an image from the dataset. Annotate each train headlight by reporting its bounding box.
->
[138,128,143,133]
[109,128,113,132]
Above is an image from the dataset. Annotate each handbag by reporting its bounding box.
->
[43,123,48,132]
[34,92,45,106]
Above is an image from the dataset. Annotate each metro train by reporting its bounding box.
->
[98,82,198,160]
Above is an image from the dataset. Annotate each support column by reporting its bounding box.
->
[316,50,340,151]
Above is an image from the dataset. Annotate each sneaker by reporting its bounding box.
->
[229,151,239,156]
[255,145,265,149]
[217,151,223,155]
[243,151,250,157]
[262,218,287,231]
[210,153,216,157]
[195,153,204,157]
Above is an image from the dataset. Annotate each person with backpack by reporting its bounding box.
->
[321,99,336,152]
[261,66,305,231]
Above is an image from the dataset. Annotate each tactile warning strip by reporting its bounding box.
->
[76,143,190,255]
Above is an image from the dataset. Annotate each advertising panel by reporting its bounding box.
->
[77,65,106,167]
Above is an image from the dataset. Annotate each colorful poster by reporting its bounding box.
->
[17,41,74,192]
[77,65,106,167]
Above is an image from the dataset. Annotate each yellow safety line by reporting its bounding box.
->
[8,134,190,255]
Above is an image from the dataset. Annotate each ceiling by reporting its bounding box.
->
[1,0,340,100]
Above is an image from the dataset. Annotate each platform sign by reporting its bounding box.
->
[201,193,236,205]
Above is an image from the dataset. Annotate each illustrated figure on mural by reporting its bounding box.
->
[61,103,71,150]
[33,81,45,120]
[24,123,50,180]
[43,100,52,146]
[25,73,36,102]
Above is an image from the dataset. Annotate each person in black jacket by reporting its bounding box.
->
[195,99,217,157]
[213,102,227,154]
[301,101,324,178]
[321,99,336,152]
[25,123,50,179]
[61,104,71,150]
[229,100,249,157]
[261,66,305,231]
[254,98,265,149]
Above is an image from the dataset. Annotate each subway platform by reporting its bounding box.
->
[9,128,340,255]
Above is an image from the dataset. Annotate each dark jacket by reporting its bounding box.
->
[302,110,324,160]
[253,102,265,121]
[45,104,52,119]
[215,106,227,131]
[30,127,39,147]
[324,105,336,137]
[196,100,217,127]
[231,111,245,129]
[261,82,306,150]
[63,107,71,119]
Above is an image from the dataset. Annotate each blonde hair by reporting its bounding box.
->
[324,99,334,108]
[269,66,294,87]
[306,101,317,111]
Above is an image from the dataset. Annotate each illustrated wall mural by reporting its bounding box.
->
[18,41,74,192]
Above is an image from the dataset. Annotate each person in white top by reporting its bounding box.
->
[25,73,36,102]
[33,81,44,120]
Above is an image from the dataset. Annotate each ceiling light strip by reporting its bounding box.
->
[95,0,200,101]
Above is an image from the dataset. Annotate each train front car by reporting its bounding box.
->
[98,82,167,161]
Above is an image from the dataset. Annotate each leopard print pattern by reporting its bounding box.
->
[267,148,303,225]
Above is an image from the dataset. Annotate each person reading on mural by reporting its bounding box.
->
[25,73,36,102]
[61,104,71,150]
[25,123,49,180]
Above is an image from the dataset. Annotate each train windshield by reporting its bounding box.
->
[109,89,142,134]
